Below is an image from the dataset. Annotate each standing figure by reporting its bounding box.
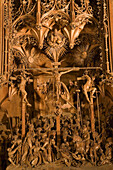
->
[31,139,42,167]
[22,123,36,163]
[36,79,48,115]
[7,133,22,166]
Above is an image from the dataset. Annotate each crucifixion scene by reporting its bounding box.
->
[0,0,113,169]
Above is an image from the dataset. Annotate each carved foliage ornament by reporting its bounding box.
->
[10,0,93,52]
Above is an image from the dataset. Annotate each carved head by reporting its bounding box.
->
[69,43,74,49]
[39,43,43,49]
[29,124,34,131]
[69,80,73,86]
[22,0,27,5]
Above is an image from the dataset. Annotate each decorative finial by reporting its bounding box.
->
[84,0,89,5]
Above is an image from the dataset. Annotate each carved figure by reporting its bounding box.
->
[19,72,33,106]
[7,112,113,168]
[60,142,72,167]
[103,138,112,165]
[10,71,33,106]
[82,125,90,154]
[90,132,103,165]
[31,139,42,167]
[36,79,48,115]
[22,124,36,163]
[7,134,22,166]
[77,74,96,103]
[72,130,85,161]
[2,0,113,169]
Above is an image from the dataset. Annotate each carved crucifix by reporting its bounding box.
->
[38,63,74,146]
[77,73,96,139]
[10,70,33,138]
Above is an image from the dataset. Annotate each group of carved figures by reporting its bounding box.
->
[2,68,112,167]
[7,114,113,168]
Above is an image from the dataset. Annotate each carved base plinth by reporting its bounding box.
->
[7,163,113,170]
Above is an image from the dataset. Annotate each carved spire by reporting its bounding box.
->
[70,0,75,22]
[36,0,41,25]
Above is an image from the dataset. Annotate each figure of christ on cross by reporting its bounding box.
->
[38,66,74,146]
[39,67,74,102]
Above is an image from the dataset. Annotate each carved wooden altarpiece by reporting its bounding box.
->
[0,0,113,169]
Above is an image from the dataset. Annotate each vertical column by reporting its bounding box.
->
[0,0,4,75]
[53,63,61,147]
[36,0,41,25]
[22,84,26,138]
[8,0,12,77]
[5,29,8,76]
[0,0,2,74]
[70,0,75,22]
[90,96,95,139]
[76,89,81,129]
[107,0,113,72]
[22,98,26,138]
[90,96,96,165]
[56,114,60,147]
[103,0,110,73]
[56,77,61,147]
[3,0,9,77]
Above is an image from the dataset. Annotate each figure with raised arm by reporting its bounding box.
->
[77,73,96,103]
[10,71,33,106]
